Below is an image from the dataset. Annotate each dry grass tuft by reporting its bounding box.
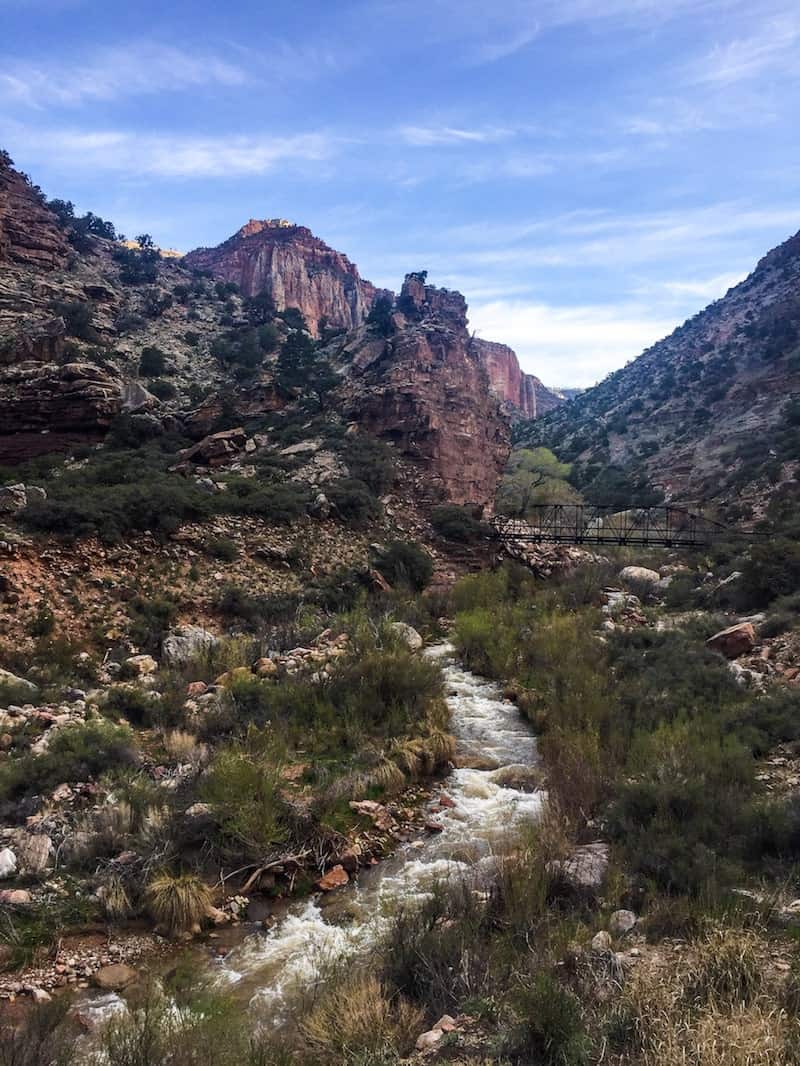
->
[163,729,208,767]
[682,929,763,1008]
[301,972,423,1061]
[100,875,134,920]
[144,871,212,936]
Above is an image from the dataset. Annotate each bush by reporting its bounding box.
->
[204,535,239,561]
[502,974,591,1066]
[138,346,168,377]
[739,539,800,608]
[53,299,98,342]
[0,720,137,801]
[202,746,288,857]
[327,478,380,527]
[128,594,178,651]
[148,379,177,401]
[430,504,489,542]
[144,871,211,935]
[374,540,433,591]
[102,685,161,727]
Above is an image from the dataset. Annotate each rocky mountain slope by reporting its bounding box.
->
[183,218,387,337]
[521,228,800,517]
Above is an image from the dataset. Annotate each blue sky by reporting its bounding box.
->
[2,0,799,386]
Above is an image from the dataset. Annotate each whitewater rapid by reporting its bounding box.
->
[214,643,544,1017]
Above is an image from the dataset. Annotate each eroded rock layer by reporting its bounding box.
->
[472,338,563,419]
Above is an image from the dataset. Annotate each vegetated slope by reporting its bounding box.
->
[520,229,800,519]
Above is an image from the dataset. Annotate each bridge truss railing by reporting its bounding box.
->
[491,505,736,549]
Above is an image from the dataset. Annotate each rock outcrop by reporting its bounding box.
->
[339,275,511,511]
[184,219,385,337]
[0,361,123,461]
[0,156,70,270]
[472,338,563,419]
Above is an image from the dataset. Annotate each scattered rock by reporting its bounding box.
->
[0,847,17,879]
[0,667,39,697]
[548,842,609,898]
[162,625,219,666]
[124,654,158,676]
[619,566,661,588]
[0,889,31,904]
[609,910,637,936]
[73,992,128,1030]
[416,1028,444,1051]
[13,832,52,875]
[707,622,756,660]
[591,930,613,952]
[0,484,28,514]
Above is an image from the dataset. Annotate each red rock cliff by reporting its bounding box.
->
[0,157,70,270]
[184,219,383,337]
[339,276,511,511]
[472,338,563,420]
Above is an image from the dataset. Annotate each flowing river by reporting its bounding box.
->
[213,642,544,1020]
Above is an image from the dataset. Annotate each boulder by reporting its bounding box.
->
[416,1029,444,1051]
[162,624,218,666]
[706,622,756,660]
[30,987,52,1003]
[253,657,278,678]
[0,847,17,878]
[0,888,31,904]
[317,864,349,891]
[0,667,39,698]
[619,566,661,588]
[73,992,128,1031]
[609,909,637,936]
[0,483,28,513]
[92,963,138,991]
[14,832,52,875]
[548,842,609,899]
[389,622,423,651]
[591,930,613,952]
[124,654,158,676]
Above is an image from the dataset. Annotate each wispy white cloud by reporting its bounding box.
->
[0,42,248,108]
[398,124,515,146]
[4,125,338,178]
[691,13,800,86]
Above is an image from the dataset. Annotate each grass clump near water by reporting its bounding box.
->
[144,871,212,936]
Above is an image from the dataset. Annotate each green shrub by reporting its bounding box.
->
[501,974,591,1066]
[204,535,239,561]
[430,504,489,542]
[0,720,137,800]
[341,436,395,495]
[128,594,178,652]
[202,746,288,857]
[327,478,380,526]
[374,540,433,591]
[139,346,168,376]
[148,379,177,401]
[739,538,800,608]
[102,685,161,727]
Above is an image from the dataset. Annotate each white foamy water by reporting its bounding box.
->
[215,642,543,1016]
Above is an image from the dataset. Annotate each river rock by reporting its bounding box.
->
[92,963,138,991]
[162,625,219,665]
[317,864,349,891]
[389,622,424,651]
[0,847,17,879]
[609,909,637,936]
[706,622,756,660]
[73,992,128,1030]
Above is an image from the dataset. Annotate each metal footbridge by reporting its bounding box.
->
[491,505,748,549]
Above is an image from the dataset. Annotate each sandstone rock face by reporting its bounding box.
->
[472,338,563,420]
[184,219,385,337]
[0,361,123,462]
[0,159,70,270]
[340,276,511,511]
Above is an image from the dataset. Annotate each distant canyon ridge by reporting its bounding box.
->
[183,219,563,420]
